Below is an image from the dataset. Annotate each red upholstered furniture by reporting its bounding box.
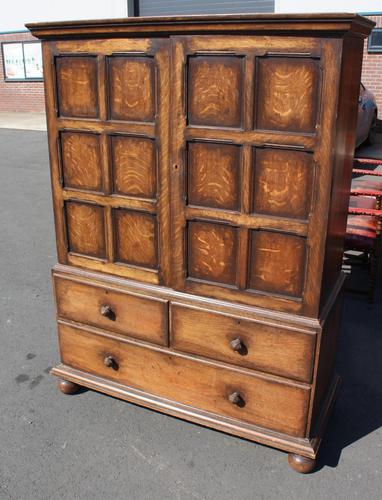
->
[345,158,382,302]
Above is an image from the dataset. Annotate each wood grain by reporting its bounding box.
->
[188,221,237,285]
[65,201,106,259]
[108,55,155,122]
[113,209,158,269]
[170,303,315,382]
[252,148,314,219]
[111,135,157,198]
[256,57,319,133]
[55,275,168,346]
[33,15,372,468]
[59,323,310,437]
[56,55,99,118]
[60,131,102,192]
[187,141,240,210]
[249,230,307,298]
[187,55,243,128]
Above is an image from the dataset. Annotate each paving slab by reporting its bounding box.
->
[0,112,47,132]
[0,129,381,500]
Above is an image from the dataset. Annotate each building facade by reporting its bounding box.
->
[0,1,381,113]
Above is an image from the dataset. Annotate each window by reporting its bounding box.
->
[2,41,43,81]
[368,28,382,53]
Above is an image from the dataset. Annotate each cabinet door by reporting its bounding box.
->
[43,38,171,285]
[170,35,341,315]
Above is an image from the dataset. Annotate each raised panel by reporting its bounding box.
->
[60,131,102,192]
[249,230,306,298]
[111,135,156,198]
[113,209,158,269]
[187,141,240,210]
[253,149,314,219]
[65,201,106,259]
[188,221,237,285]
[255,57,320,133]
[56,56,98,118]
[187,55,243,128]
[108,56,155,122]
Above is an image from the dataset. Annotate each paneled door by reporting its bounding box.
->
[43,38,171,285]
[170,35,341,315]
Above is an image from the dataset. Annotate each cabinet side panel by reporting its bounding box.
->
[320,36,365,310]
[308,290,343,435]
[42,41,68,264]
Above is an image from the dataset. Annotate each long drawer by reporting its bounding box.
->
[170,304,316,383]
[54,276,168,346]
[58,322,310,437]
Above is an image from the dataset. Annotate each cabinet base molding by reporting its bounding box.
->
[51,364,340,470]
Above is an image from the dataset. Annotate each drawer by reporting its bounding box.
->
[170,304,315,383]
[54,276,168,346]
[58,322,310,437]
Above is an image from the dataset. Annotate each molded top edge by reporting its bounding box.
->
[26,12,374,39]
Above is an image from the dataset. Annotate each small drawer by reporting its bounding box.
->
[54,276,168,346]
[59,322,310,437]
[170,304,315,383]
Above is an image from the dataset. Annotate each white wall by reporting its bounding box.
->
[275,0,382,13]
[1,0,128,32]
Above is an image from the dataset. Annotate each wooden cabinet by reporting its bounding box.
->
[27,13,374,473]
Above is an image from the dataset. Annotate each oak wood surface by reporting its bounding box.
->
[54,275,168,346]
[170,303,315,382]
[41,38,171,285]
[170,35,343,317]
[26,13,374,39]
[51,363,340,460]
[30,14,373,470]
[58,322,310,437]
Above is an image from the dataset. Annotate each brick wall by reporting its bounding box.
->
[0,31,45,112]
[361,15,382,116]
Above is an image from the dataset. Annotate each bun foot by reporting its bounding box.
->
[288,453,316,473]
[58,379,81,395]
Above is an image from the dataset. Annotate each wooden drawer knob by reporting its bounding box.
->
[228,391,245,407]
[100,304,115,320]
[104,355,118,370]
[230,338,247,355]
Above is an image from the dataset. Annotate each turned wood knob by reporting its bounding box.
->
[229,337,248,355]
[228,391,245,407]
[230,338,245,352]
[104,355,118,370]
[100,304,114,319]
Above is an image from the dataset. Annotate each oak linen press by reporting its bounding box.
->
[27,13,373,473]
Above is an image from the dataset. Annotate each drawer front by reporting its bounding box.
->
[59,323,310,437]
[55,277,168,346]
[170,304,315,383]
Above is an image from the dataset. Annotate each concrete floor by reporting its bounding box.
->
[0,129,381,500]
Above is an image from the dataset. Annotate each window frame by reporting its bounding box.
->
[368,27,382,53]
[1,40,43,82]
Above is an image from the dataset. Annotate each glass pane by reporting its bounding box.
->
[24,42,43,78]
[3,43,25,79]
